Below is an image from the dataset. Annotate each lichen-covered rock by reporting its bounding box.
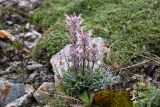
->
[0,30,15,41]
[0,80,34,106]
[6,94,33,107]
[33,82,54,104]
[93,90,132,107]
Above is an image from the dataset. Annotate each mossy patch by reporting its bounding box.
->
[93,90,132,107]
[31,0,160,65]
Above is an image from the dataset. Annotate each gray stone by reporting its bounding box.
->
[0,80,34,106]
[32,30,42,38]
[6,94,32,107]
[29,71,39,81]
[18,0,43,11]
[27,68,54,88]
[24,32,37,40]
[0,0,17,7]
[6,21,14,25]
[33,82,54,104]
[27,63,43,71]
[0,40,11,48]
[0,0,43,10]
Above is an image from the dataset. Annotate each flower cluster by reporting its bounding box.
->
[65,14,83,44]
[61,14,118,97]
[65,14,101,72]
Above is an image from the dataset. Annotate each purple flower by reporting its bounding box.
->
[65,14,84,44]
[65,14,102,71]
[69,44,79,61]
[76,30,92,62]
[77,29,91,49]
[65,14,83,35]
[90,43,98,63]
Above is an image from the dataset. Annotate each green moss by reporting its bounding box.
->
[30,0,91,28]
[93,90,132,107]
[31,0,160,65]
[37,22,69,56]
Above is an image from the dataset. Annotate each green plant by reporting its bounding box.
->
[132,82,160,107]
[37,26,69,56]
[13,41,23,50]
[57,14,119,98]
[62,67,120,96]
[46,85,82,107]
[32,0,160,66]
[79,91,93,107]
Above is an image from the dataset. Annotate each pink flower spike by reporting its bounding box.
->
[65,14,83,34]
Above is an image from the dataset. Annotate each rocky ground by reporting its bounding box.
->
[0,0,160,107]
[0,0,54,106]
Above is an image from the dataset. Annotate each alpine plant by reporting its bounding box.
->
[65,14,104,73]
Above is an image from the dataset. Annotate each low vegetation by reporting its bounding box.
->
[31,0,160,66]
[29,0,160,106]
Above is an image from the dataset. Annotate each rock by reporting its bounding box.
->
[0,70,14,77]
[50,37,107,83]
[18,0,43,11]
[0,30,15,41]
[0,80,34,106]
[32,30,42,38]
[27,68,54,88]
[0,61,21,78]
[24,30,41,40]
[0,40,12,49]
[0,0,17,7]
[25,39,39,49]
[33,82,54,104]
[25,23,31,29]
[5,20,14,25]
[24,32,37,40]
[12,75,26,83]
[29,71,39,82]
[0,0,43,10]
[6,94,33,107]
[40,70,54,82]
[24,30,42,49]
[27,63,43,71]
[43,105,52,107]
[0,56,8,65]
[18,0,30,9]
[24,32,34,38]
[30,0,43,11]
[69,104,84,107]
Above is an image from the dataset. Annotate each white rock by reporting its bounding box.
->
[18,0,29,8]
[50,37,107,83]
[25,23,31,30]
[27,63,43,71]
[32,30,42,38]
[24,32,37,39]
[43,105,52,107]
